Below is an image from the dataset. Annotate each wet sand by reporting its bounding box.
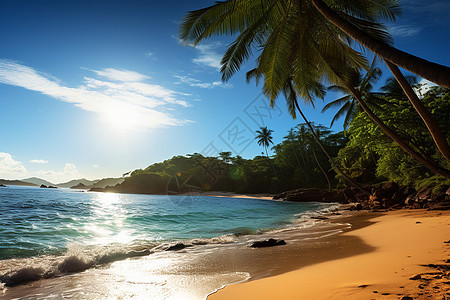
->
[5,208,447,300]
[1,208,363,299]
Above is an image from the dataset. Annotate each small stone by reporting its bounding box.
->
[373,291,378,293]
[401,296,413,300]
[410,274,421,280]
[416,221,421,224]
[381,293,390,295]
[358,284,369,288]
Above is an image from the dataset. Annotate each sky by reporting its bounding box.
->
[0,0,449,183]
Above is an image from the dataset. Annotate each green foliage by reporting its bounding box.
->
[335,86,450,186]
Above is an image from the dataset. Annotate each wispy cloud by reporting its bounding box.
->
[191,44,222,69]
[174,75,232,89]
[88,68,150,82]
[0,153,27,179]
[144,52,155,58]
[389,25,422,37]
[0,60,192,130]
[29,159,48,164]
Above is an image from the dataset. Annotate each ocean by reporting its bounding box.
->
[0,186,341,299]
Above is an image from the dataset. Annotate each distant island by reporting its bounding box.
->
[0,177,124,190]
[0,179,36,187]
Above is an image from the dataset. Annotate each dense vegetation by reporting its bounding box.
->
[103,85,449,195]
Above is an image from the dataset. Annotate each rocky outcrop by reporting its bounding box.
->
[0,184,6,187]
[40,184,57,189]
[249,238,286,248]
[274,182,450,210]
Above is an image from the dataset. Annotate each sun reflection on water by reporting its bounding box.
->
[83,192,137,245]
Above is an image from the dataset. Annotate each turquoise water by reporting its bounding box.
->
[0,186,324,260]
[0,186,334,291]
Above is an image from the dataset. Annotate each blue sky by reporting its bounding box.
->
[0,0,449,183]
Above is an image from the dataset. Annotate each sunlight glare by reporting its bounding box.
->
[102,102,145,131]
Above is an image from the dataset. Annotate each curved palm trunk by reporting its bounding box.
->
[344,85,450,179]
[311,0,450,89]
[311,146,331,192]
[293,100,370,194]
[385,61,450,162]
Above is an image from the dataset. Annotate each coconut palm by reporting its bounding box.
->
[179,0,450,178]
[255,126,279,177]
[309,0,450,89]
[255,126,274,159]
[381,75,418,101]
[322,62,385,130]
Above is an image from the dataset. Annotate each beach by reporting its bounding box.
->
[1,187,449,299]
[209,209,450,300]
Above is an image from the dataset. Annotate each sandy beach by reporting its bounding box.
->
[190,191,275,200]
[209,209,450,300]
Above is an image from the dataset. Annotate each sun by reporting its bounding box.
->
[102,102,144,131]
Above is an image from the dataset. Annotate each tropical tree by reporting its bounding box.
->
[322,62,385,129]
[179,0,450,178]
[218,151,232,163]
[255,126,274,160]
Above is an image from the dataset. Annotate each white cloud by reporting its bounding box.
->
[192,44,222,69]
[0,153,27,179]
[29,159,48,164]
[389,25,422,37]
[0,60,192,130]
[36,162,79,183]
[93,164,99,168]
[144,52,154,58]
[174,75,232,89]
[89,68,150,82]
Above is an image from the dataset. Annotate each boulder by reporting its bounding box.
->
[0,184,6,187]
[373,182,399,199]
[249,238,286,248]
[166,243,190,251]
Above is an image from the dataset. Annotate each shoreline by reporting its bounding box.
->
[0,201,356,299]
[208,209,450,299]
[193,191,274,200]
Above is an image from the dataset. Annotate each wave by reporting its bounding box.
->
[0,203,345,289]
[0,243,155,288]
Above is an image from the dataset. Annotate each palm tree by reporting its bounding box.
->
[322,62,385,130]
[283,79,369,192]
[255,126,274,160]
[179,1,450,179]
[309,0,450,89]
[255,126,278,177]
[380,75,418,101]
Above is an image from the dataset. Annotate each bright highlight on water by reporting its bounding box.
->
[0,186,335,297]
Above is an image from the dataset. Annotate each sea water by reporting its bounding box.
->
[0,186,336,299]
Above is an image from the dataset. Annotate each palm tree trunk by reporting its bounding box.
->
[293,100,370,194]
[311,146,331,192]
[344,85,450,179]
[385,61,450,162]
[311,0,450,89]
